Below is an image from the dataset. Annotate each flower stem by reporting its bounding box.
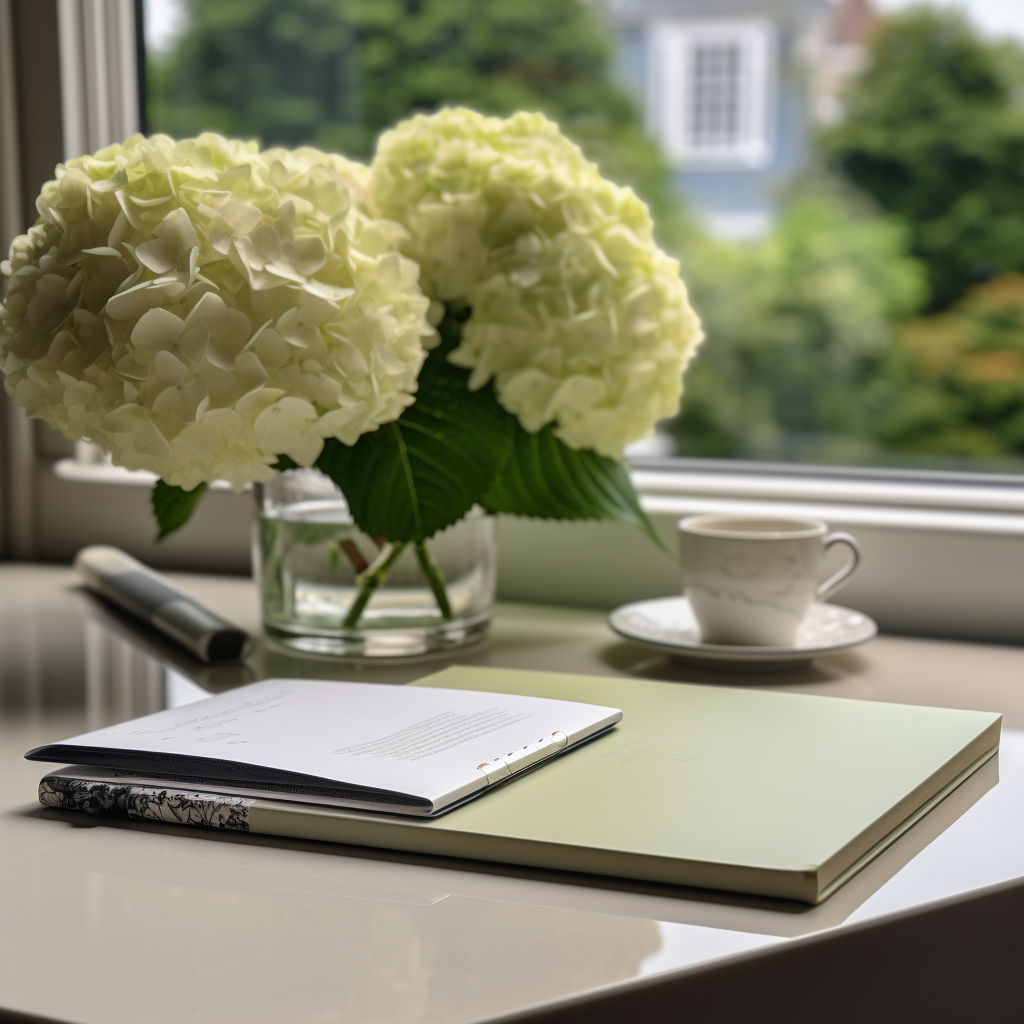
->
[343,540,409,629]
[415,540,453,619]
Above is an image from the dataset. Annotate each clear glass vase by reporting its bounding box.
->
[253,469,496,657]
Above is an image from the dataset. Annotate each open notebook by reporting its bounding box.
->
[25,678,622,816]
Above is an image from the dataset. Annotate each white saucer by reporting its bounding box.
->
[608,596,877,671]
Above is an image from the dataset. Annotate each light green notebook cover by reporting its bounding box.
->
[250,667,1001,904]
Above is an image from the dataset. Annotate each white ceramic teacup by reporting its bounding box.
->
[678,516,861,647]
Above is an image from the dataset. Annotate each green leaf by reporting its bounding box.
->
[152,480,208,540]
[315,315,514,543]
[483,423,668,553]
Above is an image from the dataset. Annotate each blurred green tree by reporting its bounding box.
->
[821,8,1024,312]
[668,191,927,463]
[870,274,1024,461]
[148,0,687,241]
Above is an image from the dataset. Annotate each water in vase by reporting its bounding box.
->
[254,484,495,656]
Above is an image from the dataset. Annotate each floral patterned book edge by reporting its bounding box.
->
[39,774,251,831]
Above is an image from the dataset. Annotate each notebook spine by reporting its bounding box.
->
[477,731,568,785]
[39,774,251,831]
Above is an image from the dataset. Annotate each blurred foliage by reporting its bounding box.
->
[148,0,687,242]
[821,8,1024,313]
[870,274,1024,459]
[147,0,1024,472]
[668,191,927,463]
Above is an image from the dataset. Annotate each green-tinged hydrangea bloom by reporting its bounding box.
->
[369,108,703,458]
[0,133,435,490]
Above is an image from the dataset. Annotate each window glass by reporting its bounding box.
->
[143,0,1024,476]
[692,44,742,149]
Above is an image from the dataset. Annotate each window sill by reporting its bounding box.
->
[632,459,1024,514]
[55,456,1024,521]
[53,458,238,491]
[42,457,1024,645]
[632,463,1024,535]
[39,458,251,573]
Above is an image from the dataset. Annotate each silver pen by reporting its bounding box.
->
[73,545,253,663]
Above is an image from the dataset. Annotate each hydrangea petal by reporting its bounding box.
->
[133,417,172,457]
[154,349,191,385]
[131,307,184,350]
[101,403,146,432]
[156,207,200,253]
[254,396,317,449]
[135,240,176,274]
[291,235,326,275]
[106,279,186,320]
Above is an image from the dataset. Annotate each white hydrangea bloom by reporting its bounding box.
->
[0,133,435,490]
[369,108,703,458]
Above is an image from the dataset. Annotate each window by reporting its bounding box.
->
[648,21,775,169]
[3,0,1024,644]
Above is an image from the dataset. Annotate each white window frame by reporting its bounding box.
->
[648,19,776,170]
[0,0,27,557]
[57,0,140,160]
[3,3,1024,646]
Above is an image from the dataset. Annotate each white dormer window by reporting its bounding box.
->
[648,20,776,169]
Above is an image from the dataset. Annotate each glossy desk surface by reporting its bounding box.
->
[2,564,1023,1024]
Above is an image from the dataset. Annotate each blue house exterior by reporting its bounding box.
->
[603,0,848,238]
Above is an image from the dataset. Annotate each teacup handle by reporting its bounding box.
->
[817,533,861,602]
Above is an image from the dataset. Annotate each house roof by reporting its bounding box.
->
[603,0,830,27]
[828,0,878,46]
